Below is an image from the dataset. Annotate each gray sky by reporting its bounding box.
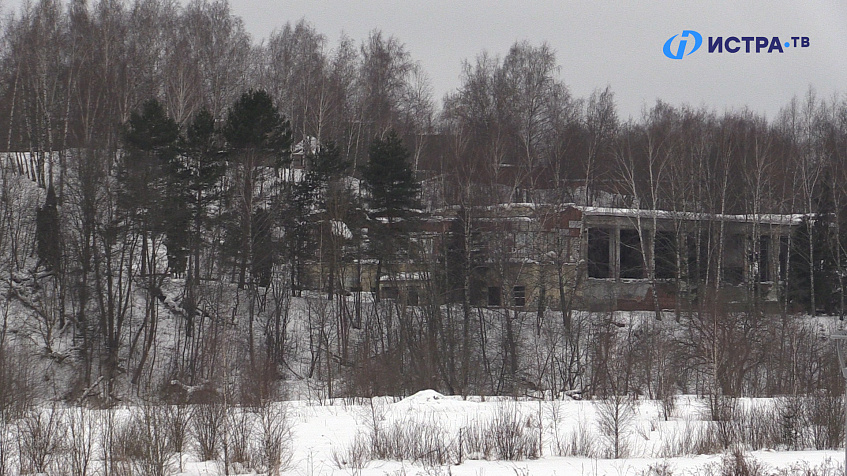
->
[225,0,846,121]
[6,0,846,120]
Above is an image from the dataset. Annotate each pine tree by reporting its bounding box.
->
[221,89,292,370]
[120,99,184,386]
[222,89,292,162]
[177,108,226,340]
[363,131,420,221]
[282,142,351,293]
[181,109,226,278]
[222,89,292,287]
[36,183,61,272]
[362,130,420,298]
[283,164,318,294]
[119,99,183,275]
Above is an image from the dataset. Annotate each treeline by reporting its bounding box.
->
[1,0,433,181]
[1,0,847,405]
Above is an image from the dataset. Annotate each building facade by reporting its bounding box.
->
[363,204,801,312]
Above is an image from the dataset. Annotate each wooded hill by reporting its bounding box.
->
[1,1,846,406]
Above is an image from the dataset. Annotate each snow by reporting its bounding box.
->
[399,389,445,404]
[389,390,481,415]
[330,220,352,239]
[4,392,827,475]
[172,395,847,475]
[292,136,320,157]
[271,167,306,183]
[379,272,428,282]
[430,202,804,227]
[2,375,845,475]
[580,206,804,225]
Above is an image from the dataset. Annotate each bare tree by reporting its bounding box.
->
[582,86,618,206]
[182,0,252,119]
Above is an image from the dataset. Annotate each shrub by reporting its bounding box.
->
[805,392,844,450]
[596,394,636,458]
[223,406,253,468]
[17,405,64,474]
[332,431,369,471]
[251,401,292,475]
[717,448,769,476]
[127,403,175,476]
[65,407,97,476]
[193,403,225,461]
[656,419,720,457]
[463,404,539,461]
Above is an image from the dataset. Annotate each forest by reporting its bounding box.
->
[1,0,847,422]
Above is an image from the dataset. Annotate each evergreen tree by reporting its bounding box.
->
[309,141,349,187]
[220,89,292,371]
[119,99,184,387]
[363,131,420,220]
[181,108,226,281]
[36,183,61,272]
[175,108,227,340]
[119,99,183,275]
[222,89,292,287]
[362,130,420,298]
[283,164,319,294]
[223,89,292,162]
[282,142,351,293]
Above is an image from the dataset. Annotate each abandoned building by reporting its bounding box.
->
[578,207,800,311]
[365,204,802,312]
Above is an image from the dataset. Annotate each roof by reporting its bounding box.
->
[579,206,803,226]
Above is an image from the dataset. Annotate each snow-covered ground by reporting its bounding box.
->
[126,390,846,476]
[2,368,846,475]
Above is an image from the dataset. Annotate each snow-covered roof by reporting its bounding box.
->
[379,272,429,282]
[579,206,803,225]
[330,220,352,239]
[292,136,320,156]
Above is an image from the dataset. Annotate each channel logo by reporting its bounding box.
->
[663,30,810,59]
[663,30,702,59]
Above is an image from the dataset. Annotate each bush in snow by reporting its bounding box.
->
[462,403,539,461]
[596,394,636,458]
[16,404,64,474]
[805,391,844,450]
[125,403,175,476]
[332,431,369,471]
[223,406,253,469]
[64,406,97,476]
[193,402,225,461]
[251,401,292,475]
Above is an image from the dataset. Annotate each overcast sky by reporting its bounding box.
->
[5,0,846,121]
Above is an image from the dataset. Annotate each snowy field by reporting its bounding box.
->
[170,390,847,475]
[4,390,845,476]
